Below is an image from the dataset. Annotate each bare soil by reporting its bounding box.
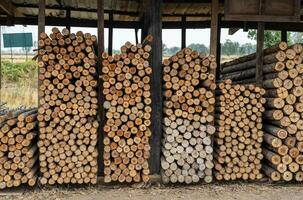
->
[0,183,303,200]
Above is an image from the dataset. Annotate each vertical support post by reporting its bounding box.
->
[216,15,221,80]
[256,22,264,86]
[142,0,162,175]
[141,15,148,42]
[38,0,45,121]
[97,0,105,176]
[0,26,1,102]
[66,9,71,31]
[38,0,45,40]
[135,28,139,44]
[181,16,186,49]
[281,30,287,42]
[210,0,218,77]
[108,11,113,55]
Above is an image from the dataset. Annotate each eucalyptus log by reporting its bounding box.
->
[102,35,153,183]
[38,28,99,185]
[214,79,266,181]
[221,42,303,182]
[0,108,38,189]
[161,48,216,184]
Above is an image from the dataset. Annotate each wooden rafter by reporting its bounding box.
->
[0,0,16,16]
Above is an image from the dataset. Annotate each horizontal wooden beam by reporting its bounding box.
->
[0,16,142,28]
[13,3,139,16]
[0,0,16,16]
[162,0,224,3]
[13,3,213,17]
[3,16,303,32]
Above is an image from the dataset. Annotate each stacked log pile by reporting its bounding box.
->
[0,108,38,188]
[262,43,303,182]
[101,35,153,183]
[214,80,266,181]
[161,48,217,184]
[37,28,99,185]
[221,42,303,182]
[220,42,288,84]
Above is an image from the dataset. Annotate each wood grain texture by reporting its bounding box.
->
[102,35,153,183]
[0,105,38,189]
[221,42,303,182]
[38,28,99,185]
[161,48,216,184]
[214,80,266,181]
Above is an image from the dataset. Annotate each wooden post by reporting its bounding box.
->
[0,25,1,101]
[210,0,219,77]
[135,28,139,44]
[66,9,71,31]
[108,11,113,55]
[38,0,45,39]
[142,0,162,175]
[256,22,264,86]
[281,30,287,42]
[97,0,105,176]
[181,16,186,49]
[216,14,222,80]
[37,0,45,132]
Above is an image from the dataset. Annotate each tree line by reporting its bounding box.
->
[106,31,303,57]
[162,40,256,57]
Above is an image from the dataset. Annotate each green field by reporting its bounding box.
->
[1,60,38,108]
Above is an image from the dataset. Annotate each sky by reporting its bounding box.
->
[0,25,256,52]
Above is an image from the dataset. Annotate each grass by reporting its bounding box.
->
[1,61,37,108]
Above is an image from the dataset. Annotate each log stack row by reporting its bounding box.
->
[37,28,99,185]
[214,80,266,181]
[161,48,216,184]
[101,35,153,183]
[261,43,303,182]
[0,108,38,188]
[220,42,303,182]
[220,43,288,84]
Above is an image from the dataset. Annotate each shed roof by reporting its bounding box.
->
[6,0,223,22]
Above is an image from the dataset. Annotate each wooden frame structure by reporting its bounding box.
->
[1,0,303,178]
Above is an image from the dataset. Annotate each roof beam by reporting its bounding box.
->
[0,0,16,16]
[3,16,303,32]
[228,28,240,35]
[12,3,213,17]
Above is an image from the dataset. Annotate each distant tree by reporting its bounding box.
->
[187,43,209,54]
[167,46,180,56]
[162,44,169,56]
[290,32,303,44]
[221,39,240,56]
[112,49,120,54]
[247,30,291,48]
[239,43,256,55]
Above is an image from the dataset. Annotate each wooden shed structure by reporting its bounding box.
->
[1,0,303,178]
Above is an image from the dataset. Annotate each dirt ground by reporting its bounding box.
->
[0,183,303,200]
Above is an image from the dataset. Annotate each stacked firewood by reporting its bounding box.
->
[220,42,288,84]
[37,28,99,185]
[0,108,38,189]
[161,48,216,184]
[262,43,303,181]
[214,80,266,181]
[221,42,303,182]
[101,35,153,183]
